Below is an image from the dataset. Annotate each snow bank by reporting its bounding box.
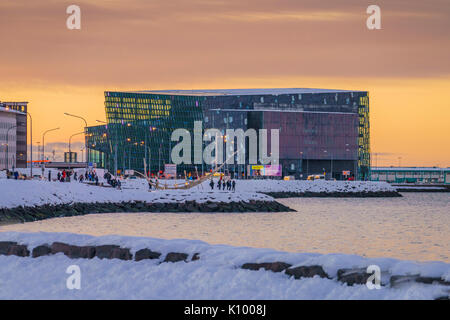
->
[234,180,397,193]
[0,232,448,300]
[0,180,272,209]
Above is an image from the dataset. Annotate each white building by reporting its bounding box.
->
[0,105,18,170]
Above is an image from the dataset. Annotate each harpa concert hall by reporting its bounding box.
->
[86,88,370,180]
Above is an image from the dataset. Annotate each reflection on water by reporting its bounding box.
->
[1,193,448,262]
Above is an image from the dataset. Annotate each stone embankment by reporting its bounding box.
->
[1,241,448,300]
[0,200,295,224]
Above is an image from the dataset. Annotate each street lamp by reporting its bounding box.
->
[42,127,60,161]
[64,112,88,167]
[69,132,84,166]
[69,132,85,154]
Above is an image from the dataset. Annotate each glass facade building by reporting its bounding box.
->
[87,88,370,179]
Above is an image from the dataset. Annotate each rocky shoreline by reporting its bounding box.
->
[262,190,402,198]
[1,240,448,300]
[0,200,295,224]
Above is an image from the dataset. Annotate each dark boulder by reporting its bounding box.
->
[242,262,292,273]
[51,242,96,259]
[7,244,30,257]
[337,268,371,286]
[164,252,188,263]
[51,242,72,255]
[95,245,119,259]
[95,245,132,260]
[390,275,449,288]
[285,265,329,279]
[0,241,17,255]
[191,253,200,261]
[135,248,161,261]
[69,246,96,259]
[32,244,52,258]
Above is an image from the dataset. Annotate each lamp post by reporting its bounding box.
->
[42,127,60,161]
[69,132,84,167]
[80,146,85,164]
[64,112,88,167]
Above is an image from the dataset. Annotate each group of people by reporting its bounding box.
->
[50,169,99,185]
[5,170,21,180]
[103,171,121,189]
[209,177,236,192]
[78,170,99,185]
[55,170,71,182]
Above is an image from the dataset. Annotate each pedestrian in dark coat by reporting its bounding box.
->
[209,180,214,190]
[232,180,236,192]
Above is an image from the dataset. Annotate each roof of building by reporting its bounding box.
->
[124,88,366,96]
[371,167,450,172]
[0,105,26,115]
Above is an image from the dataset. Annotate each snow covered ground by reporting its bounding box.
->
[0,179,396,209]
[0,179,272,209]
[234,179,397,193]
[0,232,448,300]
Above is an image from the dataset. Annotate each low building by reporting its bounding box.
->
[371,167,450,184]
[0,101,28,170]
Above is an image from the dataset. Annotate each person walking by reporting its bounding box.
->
[217,179,221,190]
[232,180,236,192]
[209,179,214,190]
[48,170,51,182]
[57,171,61,181]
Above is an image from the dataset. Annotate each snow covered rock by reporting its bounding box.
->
[241,262,292,273]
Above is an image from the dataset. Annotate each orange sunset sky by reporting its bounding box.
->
[0,0,449,166]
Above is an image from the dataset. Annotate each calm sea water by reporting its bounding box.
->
[1,193,448,262]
